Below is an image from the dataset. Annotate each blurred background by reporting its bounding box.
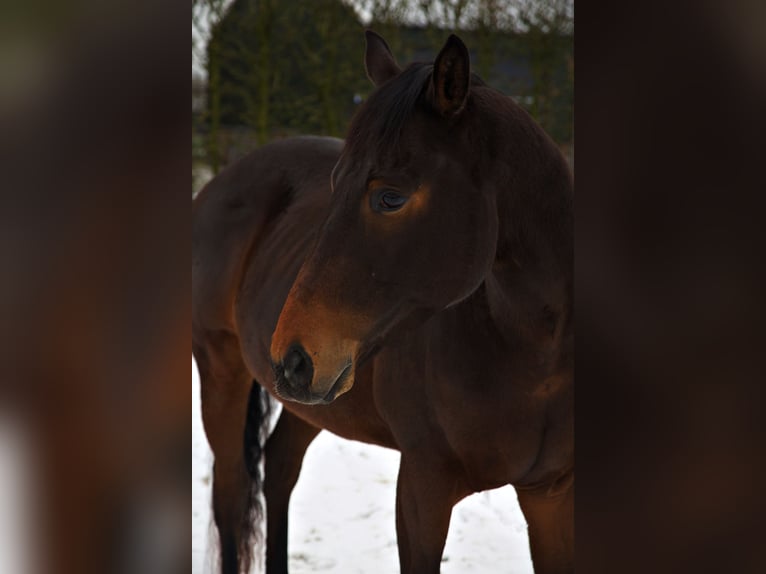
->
[191,0,573,192]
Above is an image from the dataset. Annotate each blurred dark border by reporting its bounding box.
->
[575,0,766,572]
[1,2,189,573]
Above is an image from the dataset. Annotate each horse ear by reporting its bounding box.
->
[429,34,470,117]
[365,30,401,86]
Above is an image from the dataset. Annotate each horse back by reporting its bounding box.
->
[192,136,342,336]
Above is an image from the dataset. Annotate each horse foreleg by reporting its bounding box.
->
[515,473,574,574]
[263,409,321,574]
[196,335,262,574]
[395,456,470,574]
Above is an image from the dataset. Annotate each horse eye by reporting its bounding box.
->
[373,190,408,213]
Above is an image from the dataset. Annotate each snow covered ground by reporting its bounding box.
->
[193,358,533,573]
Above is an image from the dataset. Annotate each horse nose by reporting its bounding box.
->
[281,344,313,390]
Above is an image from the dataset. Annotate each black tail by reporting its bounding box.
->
[239,381,272,573]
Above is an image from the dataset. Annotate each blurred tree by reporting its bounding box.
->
[514,0,573,144]
[353,0,411,60]
[208,0,281,146]
[193,0,231,173]
[194,0,573,168]
[210,0,368,142]
[472,0,502,80]
[415,0,471,52]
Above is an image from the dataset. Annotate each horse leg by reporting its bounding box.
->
[515,474,574,574]
[195,334,266,574]
[263,409,321,574]
[395,456,469,574]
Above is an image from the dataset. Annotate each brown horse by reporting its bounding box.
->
[192,31,573,574]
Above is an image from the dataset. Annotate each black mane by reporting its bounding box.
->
[345,63,433,158]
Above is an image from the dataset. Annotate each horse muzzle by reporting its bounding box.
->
[270,267,371,403]
[271,342,356,405]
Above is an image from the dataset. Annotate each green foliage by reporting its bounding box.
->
[195,0,573,169]
[210,0,369,139]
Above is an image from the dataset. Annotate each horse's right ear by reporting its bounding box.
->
[365,30,401,87]
[428,34,470,117]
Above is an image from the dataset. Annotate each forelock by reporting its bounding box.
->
[345,63,433,160]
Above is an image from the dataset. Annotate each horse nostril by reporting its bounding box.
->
[282,344,313,388]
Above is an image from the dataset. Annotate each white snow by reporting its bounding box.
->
[192,358,533,573]
[0,417,34,574]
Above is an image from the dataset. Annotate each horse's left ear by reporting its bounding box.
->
[429,34,471,117]
[365,30,401,87]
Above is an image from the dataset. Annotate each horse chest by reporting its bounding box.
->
[376,349,546,488]
[432,375,546,487]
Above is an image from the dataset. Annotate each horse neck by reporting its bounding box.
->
[469,91,573,361]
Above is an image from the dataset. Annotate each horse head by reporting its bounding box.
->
[271,32,499,404]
